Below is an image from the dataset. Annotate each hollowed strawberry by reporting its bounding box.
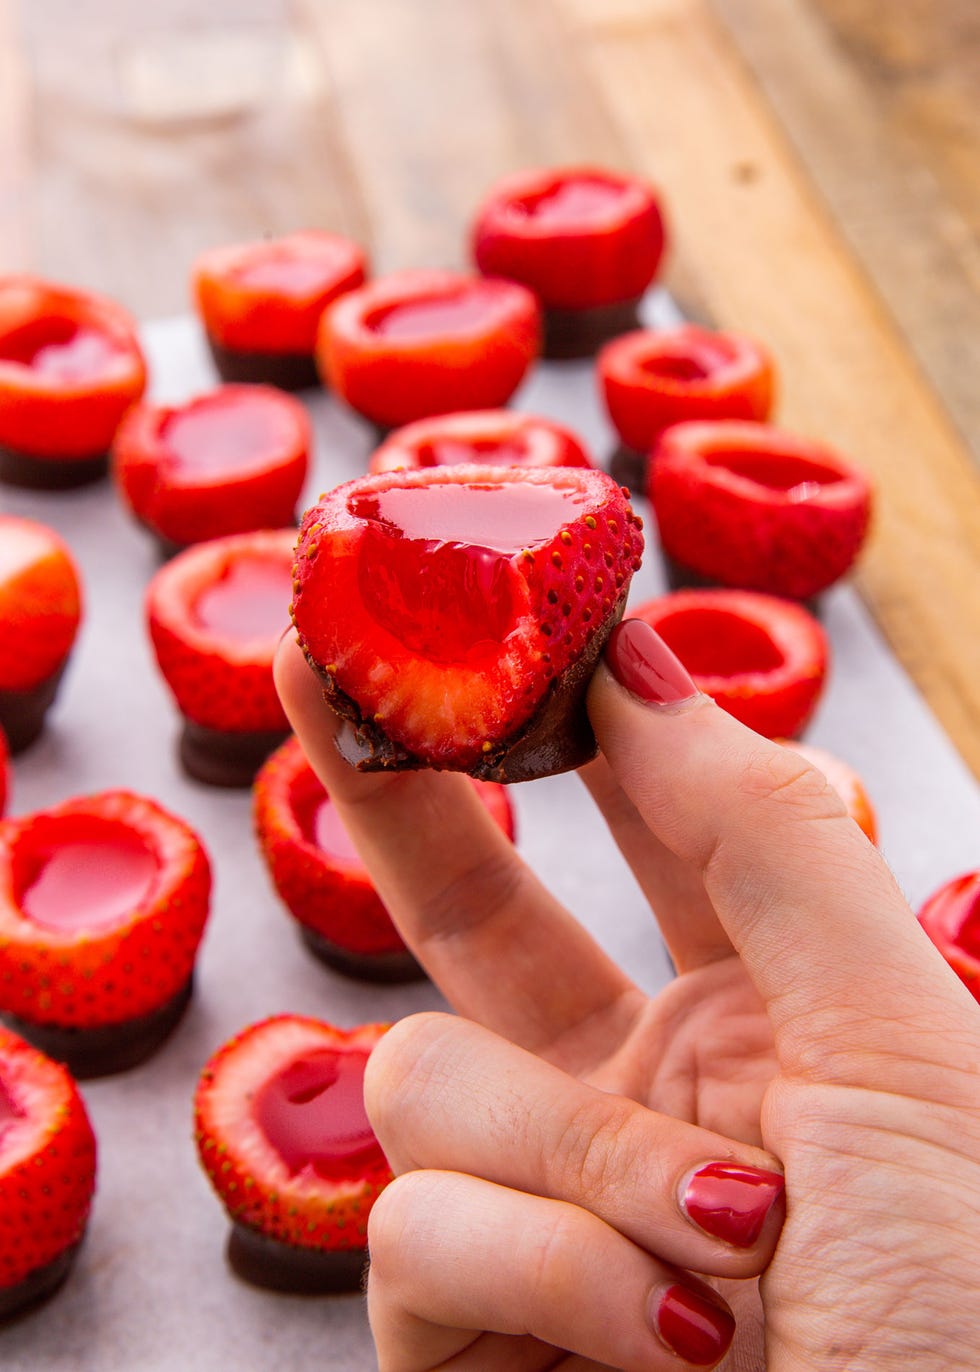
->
[292,465,644,780]
[146,529,295,785]
[778,741,877,843]
[632,589,829,737]
[0,1026,97,1320]
[918,872,980,1003]
[193,230,368,390]
[0,790,211,1077]
[316,269,541,430]
[0,276,146,488]
[113,384,311,552]
[369,408,593,476]
[650,421,873,600]
[0,515,83,754]
[254,735,516,980]
[194,1014,392,1292]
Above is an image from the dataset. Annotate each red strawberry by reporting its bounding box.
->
[369,408,593,475]
[0,1025,97,1318]
[254,735,516,980]
[0,789,211,1077]
[292,465,644,780]
[632,589,829,738]
[918,872,980,1002]
[0,514,83,753]
[145,529,294,785]
[112,384,311,551]
[778,740,877,844]
[650,421,873,600]
[194,1015,392,1292]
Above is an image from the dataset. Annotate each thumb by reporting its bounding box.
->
[588,618,975,1090]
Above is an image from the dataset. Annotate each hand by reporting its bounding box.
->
[275,620,980,1371]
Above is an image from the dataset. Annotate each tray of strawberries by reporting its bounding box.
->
[1,168,979,1371]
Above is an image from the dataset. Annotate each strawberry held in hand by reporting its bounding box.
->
[291,465,644,780]
[0,1025,97,1320]
[194,1014,391,1292]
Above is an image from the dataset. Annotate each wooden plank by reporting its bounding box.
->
[556,0,980,778]
[0,0,32,272]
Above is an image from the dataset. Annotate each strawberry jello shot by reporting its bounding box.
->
[113,384,311,556]
[918,871,980,1003]
[146,529,294,786]
[0,1026,97,1320]
[472,165,666,358]
[255,736,516,981]
[0,515,83,754]
[369,408,592,475]
[632,589,829,738]
[598,325,775,489]
[0,276,146,488]
[195,1015,392,1292]
[193,230,367,390]
[0,790,211,1078]
[316,269,540,432]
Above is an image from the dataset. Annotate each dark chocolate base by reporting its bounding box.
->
[608,444,648,495]
[179,720,291,788]
[660,553,824,619]
[1,976,194,1079]
[206,338,321,392]
[0,1243,81,1325]
[0,443,108,490]
[308,589,629,784]
[543,298,643,361]
[227,1223,367,1295]
[299,926,425,984]
[0,662,68,755]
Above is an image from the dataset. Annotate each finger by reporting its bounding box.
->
[580,752,734,971]
[274,636,638,1059]
[367,1170,737,1372]
[366,1013,785,1279]
[589,619,978,1086]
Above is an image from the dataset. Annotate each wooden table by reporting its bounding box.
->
[2,0,978,778]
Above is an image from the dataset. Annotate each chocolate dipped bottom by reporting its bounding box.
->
[0,1244,82,1325]
[542,298,643,360]
[206,339,320,392]
[299,926,424,984]
[179,722,291,789]
[0,444,108,490]
[227,1223,368,1295]
[0,664,68,755]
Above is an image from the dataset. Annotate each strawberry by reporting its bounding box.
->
[146,529,294,785]
[0,1025,97,1318]
[918,872,980,1003]
[194,1014,392,1292]
[632,589,829,738]
[650,421,873,600]
[254,735,516,980]
[778,741,877,843]
[0,514,83,754]
[369,407,593,475]
[112,385,311,551]
[292,465,645,780]
[0,790,211,1077]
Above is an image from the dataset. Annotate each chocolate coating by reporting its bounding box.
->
[660,553,825,619]
[299,926,425,984]
[1,976,194,1079]
[0,1243,81,1325]
[608,443,648,495]
[206,338,321,392]
[543,298,643,360]
[227,1223,367,1295]
[0,443,108,490]
[0,663,68,755]
[179,721,291,788]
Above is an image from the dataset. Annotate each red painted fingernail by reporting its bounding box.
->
[652,1283,736,1366]
[605,619,699,706]
[683,1161,785,1248]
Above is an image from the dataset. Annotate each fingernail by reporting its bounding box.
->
[605,619,699,706]
[682,1162,785,1248]
[651,1283,736,1366]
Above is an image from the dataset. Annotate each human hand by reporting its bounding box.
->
[275,620,980,1371]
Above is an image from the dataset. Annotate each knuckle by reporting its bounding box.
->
[737,749,846,824]
[549,1094,639,1209]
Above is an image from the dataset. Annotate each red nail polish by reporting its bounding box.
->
[683,1162,785,1248]
[652,1283,736,1366]
[605,619,699,706]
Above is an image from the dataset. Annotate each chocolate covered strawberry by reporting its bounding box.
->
[292,465,644,780]
[254,735,516,981]
[0,790,211,1077]
[194,1015,391,1292]
[632,589,829,738]
[0,1026,97,1319]
[779,741,877,843]
[650,421,872,600]
[918,871,980,1002]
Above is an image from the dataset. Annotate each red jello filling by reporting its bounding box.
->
[0,317,124,383]
[0,1072,24,1139]
[304,796,362,866]
[254,1048,382,1179]
[232,255,347,298]
[418,436,530,468]
[160,392,293,477]
[18,825,158,934]
[514,176,627,226]
[654,608,785,678]
[191,558,292,641]
[705,451,845,495]
[366,289,501,341]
